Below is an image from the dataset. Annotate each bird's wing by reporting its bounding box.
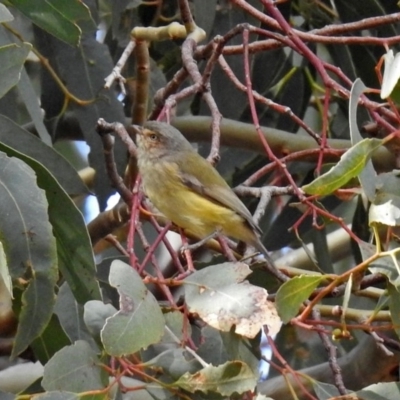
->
[178,156,262,235]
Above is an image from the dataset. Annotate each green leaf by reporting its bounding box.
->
[380,50,400,100]
[0,241,12,298]
[275,275,323,323]
[183,262,282,338]
[360,241,400,288]
[349,78,377,201]
[0,392,16,400]
[302,138,382,196]
[388,284,400,340]
[0,4,14,22]
[42,340,105,392]
[17,69,52,146]
[341,273,353,328]
[101,260,165,356]
[14,274,57,357]
[0,115,87,195]
[0,42,31,99]
[36,28,127,208]
[83,300,117,342]
[221,330,260,375]
[141,310,194,371]
[144,348,202,379]
[196,325,230,366]
[31,313,71,364]
[357,382,400,400]
[109,377,169,400]
[7,0,95,46]
[0,152,58,356]
[0,139,101,304]
[174,360,256,396]
[54,283,98,348]
[313,381,343,399]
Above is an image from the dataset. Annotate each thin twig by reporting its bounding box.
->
[104,40,136,93]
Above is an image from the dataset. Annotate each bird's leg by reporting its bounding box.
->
[180,230,196,271]
[216,235,236,262]
[180,230,237,262]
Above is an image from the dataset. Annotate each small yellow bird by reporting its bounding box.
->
[135,121,284,280]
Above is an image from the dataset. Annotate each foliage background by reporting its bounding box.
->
[0,0,400,399]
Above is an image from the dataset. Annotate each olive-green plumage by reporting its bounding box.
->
[135,121,270,257]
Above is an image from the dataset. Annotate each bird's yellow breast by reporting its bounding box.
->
[139,159,250,241]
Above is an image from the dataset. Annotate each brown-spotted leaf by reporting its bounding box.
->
[183,262,281,338]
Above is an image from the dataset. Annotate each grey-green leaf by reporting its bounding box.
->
[0,115,87,195]
[7,0,95,46]
[84,300,117,341]
[183,262,281,338]
[101,260,165,356]
[0,137,101,304]
[54,283,97,348]
[0,241,12,297]
[349,78,377,201]
[42,340,104,392]
[0,42,31,99]
[357,382,400,400]
[174,360,256,395]
[0,152,58,357]
[0,4,14,23]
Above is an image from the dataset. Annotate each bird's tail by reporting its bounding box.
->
[252,238,288,282]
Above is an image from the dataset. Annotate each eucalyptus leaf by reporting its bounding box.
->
[388,284,400,340]
[0,42,31,99]
[83,300,117,340]
[54,283,97,348]
[357,382,400,400]
[174,361,256,396]
[0,4,13,23]
[369,192,400,227]
[313,380,343,399]
[0,115,87,195]
[36,28,126,208]
[0,137,101,304]
[42,340,105,392]
[0,241,12,298]
[183,262,281,338]
[0,152,58,357]
[302,138,382,196]
[31,314,71,364]
[349,78,377,201]
[359,241,400,288]
[101,260,165,356]
[275,275,323,323]
[7,0,95,45]
[143,348,201,379]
